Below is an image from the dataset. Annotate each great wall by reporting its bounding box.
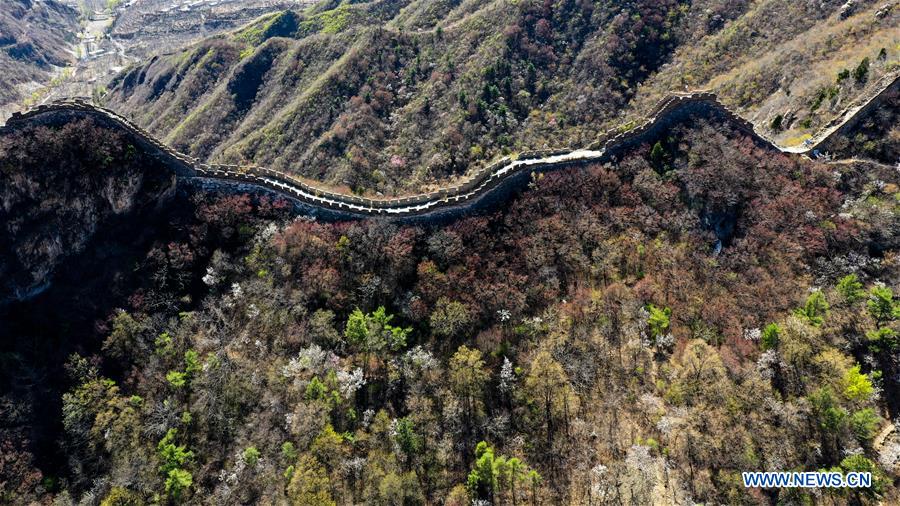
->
[4,71,898,219]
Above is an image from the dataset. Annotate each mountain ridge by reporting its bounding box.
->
[3,90,899,504]
[7,71,898,217]
[102,0,899,194]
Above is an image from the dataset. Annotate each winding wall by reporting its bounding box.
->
[4,72,898,218]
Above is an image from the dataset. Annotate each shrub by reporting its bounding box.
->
[242,446,261,467]
[157,429,194,499]
[853,57,870,83]
[646,304,672,342]
[836,274,864,304]
[281,442,298,462]
[770,114,783,131]
[166,371,187,388]
[650,141,666,165]
[430,298,474,339]
[164,468,193,500]
[842,365,874,402]
[840,454,883,495]
[794,290,828,326]
[99,487,143,506]
[849,408,879,443]
[867,285,899,324]
[761,323,781,350]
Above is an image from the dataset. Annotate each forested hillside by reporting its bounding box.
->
[103,0,899,195]
[2,100,899,504]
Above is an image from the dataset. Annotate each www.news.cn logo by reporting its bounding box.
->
[742,471,872,489]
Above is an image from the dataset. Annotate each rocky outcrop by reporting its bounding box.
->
[0,117,179,303]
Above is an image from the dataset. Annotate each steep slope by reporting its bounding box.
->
[18,75,896,220]
[630,0,900,147]
[0,115,179,302]
[2,99,900,504]
[104,0,899,195]
[0,114,291,501]
[0,0,79,112]
[818,77,900,163]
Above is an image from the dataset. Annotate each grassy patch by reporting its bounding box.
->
[234,11,298,47]
[783,133,813,146]
[300,4,358,35]
[23,67,74,107]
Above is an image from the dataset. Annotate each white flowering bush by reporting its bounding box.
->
[590,464,610,501]
[282,344,334,378]
[743,327,761,341]
[655,332,675,350]
[625,444,655,479]
[640,393,664,414]
[756,349,782,380]
[361,409,375,428]
[336,367,365,398]
[254,222,279,245]
[499,357,515,393]
[202,266,219,286]
[339,456,366,480]
[401,346,437,379]
[656,416,674,436]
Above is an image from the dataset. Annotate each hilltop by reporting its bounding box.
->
[108,0,318,62]
[103,0,898,195]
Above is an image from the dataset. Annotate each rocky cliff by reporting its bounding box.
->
[0,116,178,303]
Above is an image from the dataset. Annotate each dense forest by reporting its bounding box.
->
[1,103,899,504]
[103,0,899,195]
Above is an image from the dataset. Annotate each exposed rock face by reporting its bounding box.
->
[0,116,178,303]
[840,0,858,19]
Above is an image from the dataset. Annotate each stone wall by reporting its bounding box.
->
[4,72,897,218]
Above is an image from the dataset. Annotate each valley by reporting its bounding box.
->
[1,0,313,122]
[0,0,79,121]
